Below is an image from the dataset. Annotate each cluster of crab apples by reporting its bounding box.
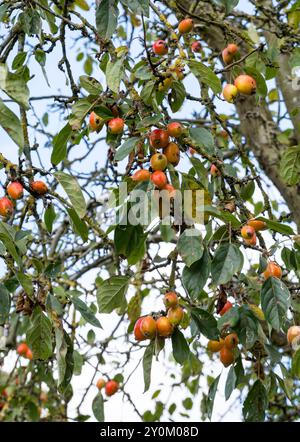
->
[16,342,33,360]
[95,378,119,397]
[134,292,184,341]
[0,180,48,218]
[208,332,239,367]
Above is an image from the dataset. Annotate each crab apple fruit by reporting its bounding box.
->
[149,129,169,149]
[163,184,176,198]
[224,333,239,350]
[263,261,282,279]
[247,219,267,231]
[134,317,147,341]
[287,326,300,345]
[244,232,257,246]
[151,171,168,189]
[178,18,194,34]
[150,153,168,171]
[140,315,157,339]
[167,122,183,138]
[132,169,151,182]
[108,117,124,134]
[167,306,184,326]
[220,347,235,367]
[219,301,233,316]
[30,180,48,196]
[164,291,179,309]
[222,48,234,65]
[210,164,221,176]
[7,182,23,200]
[241,225,256,240]
[191,41,202,52]
[152,40,168,56]
[26,348,33,360]
[17,342,29,356]
[223,84,238,103]
[0,197,14,217]
[89,111,104,132]
[207,339,224,353]
[234,75,256,95]
[105,380,119,397]
[163,142,180,166]
[96,378,106,390]
[156,316,173,337]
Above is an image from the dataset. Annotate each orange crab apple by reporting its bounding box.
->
[247,219,267,231]
[96,378,106,390]
[223,84,238,103]
[108,117,124,134]
[7,182,23,200]
[167,306,184,326]
[287,326,300,345]
[163,291,179,309]
[219,301,233,316]
[150,153,168,171]
[149,129,170,149]
[151,171,168,189]
[220,347,235,367]
[30,181,48,196]
[178,18,194,34]
[263,261,282,279]
[191,41,202,52]
[17,342,29,356]
[224,333,239,350]
[167,122,183,138]
[152,40,168,56]
[163,142,180,166]
[132,169,151,182]
[134,317,147,341]
[207,339,224,353]
[0,197,14,217]
[140,315,157,339]
[89,111,104,132]
[156,316,173,337]
[241,225,256,240]
[105,380,119,396]
[234,75,256,95]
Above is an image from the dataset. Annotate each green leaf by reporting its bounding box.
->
[97,276,129,313]
[67,208,89,242]
[280,145,300,186]
[177,228,203,267]
[79,75,103,95]
[212,243,244,285]
[182,249,211,299]
[0,63,29,108]
[225,365,237,400]
[191,308,219,340]
[106,57,125,93]
[51,124,72,165]
[204,205,241,228]
[169,81,186,112]
[54,171,86,218]
[92,392,105,422]
[143,341,154,392]
[96,0,118,40]
[0,98,24,148]
[189,127,215,154]
[242,380,268,422]
[26,306,53,360]
[291,348,300,379]
[256,216,294,236]
[12,52,27,70]
[188,60,222,94]
[16,271,33,297]
[261,277,290,331]
[0,284,10,324]
[214,0,239,14]
[114,137,139,162]
[206,374,221,420]
[120,0,149,16]
[0,221,22,266]
[55,328,74,393]
[171,328,190,365]
[218,306,240,331]
[72,295,101,328]
[114,224,147,265]
[69,98,92,130]
[44,204,56,234]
